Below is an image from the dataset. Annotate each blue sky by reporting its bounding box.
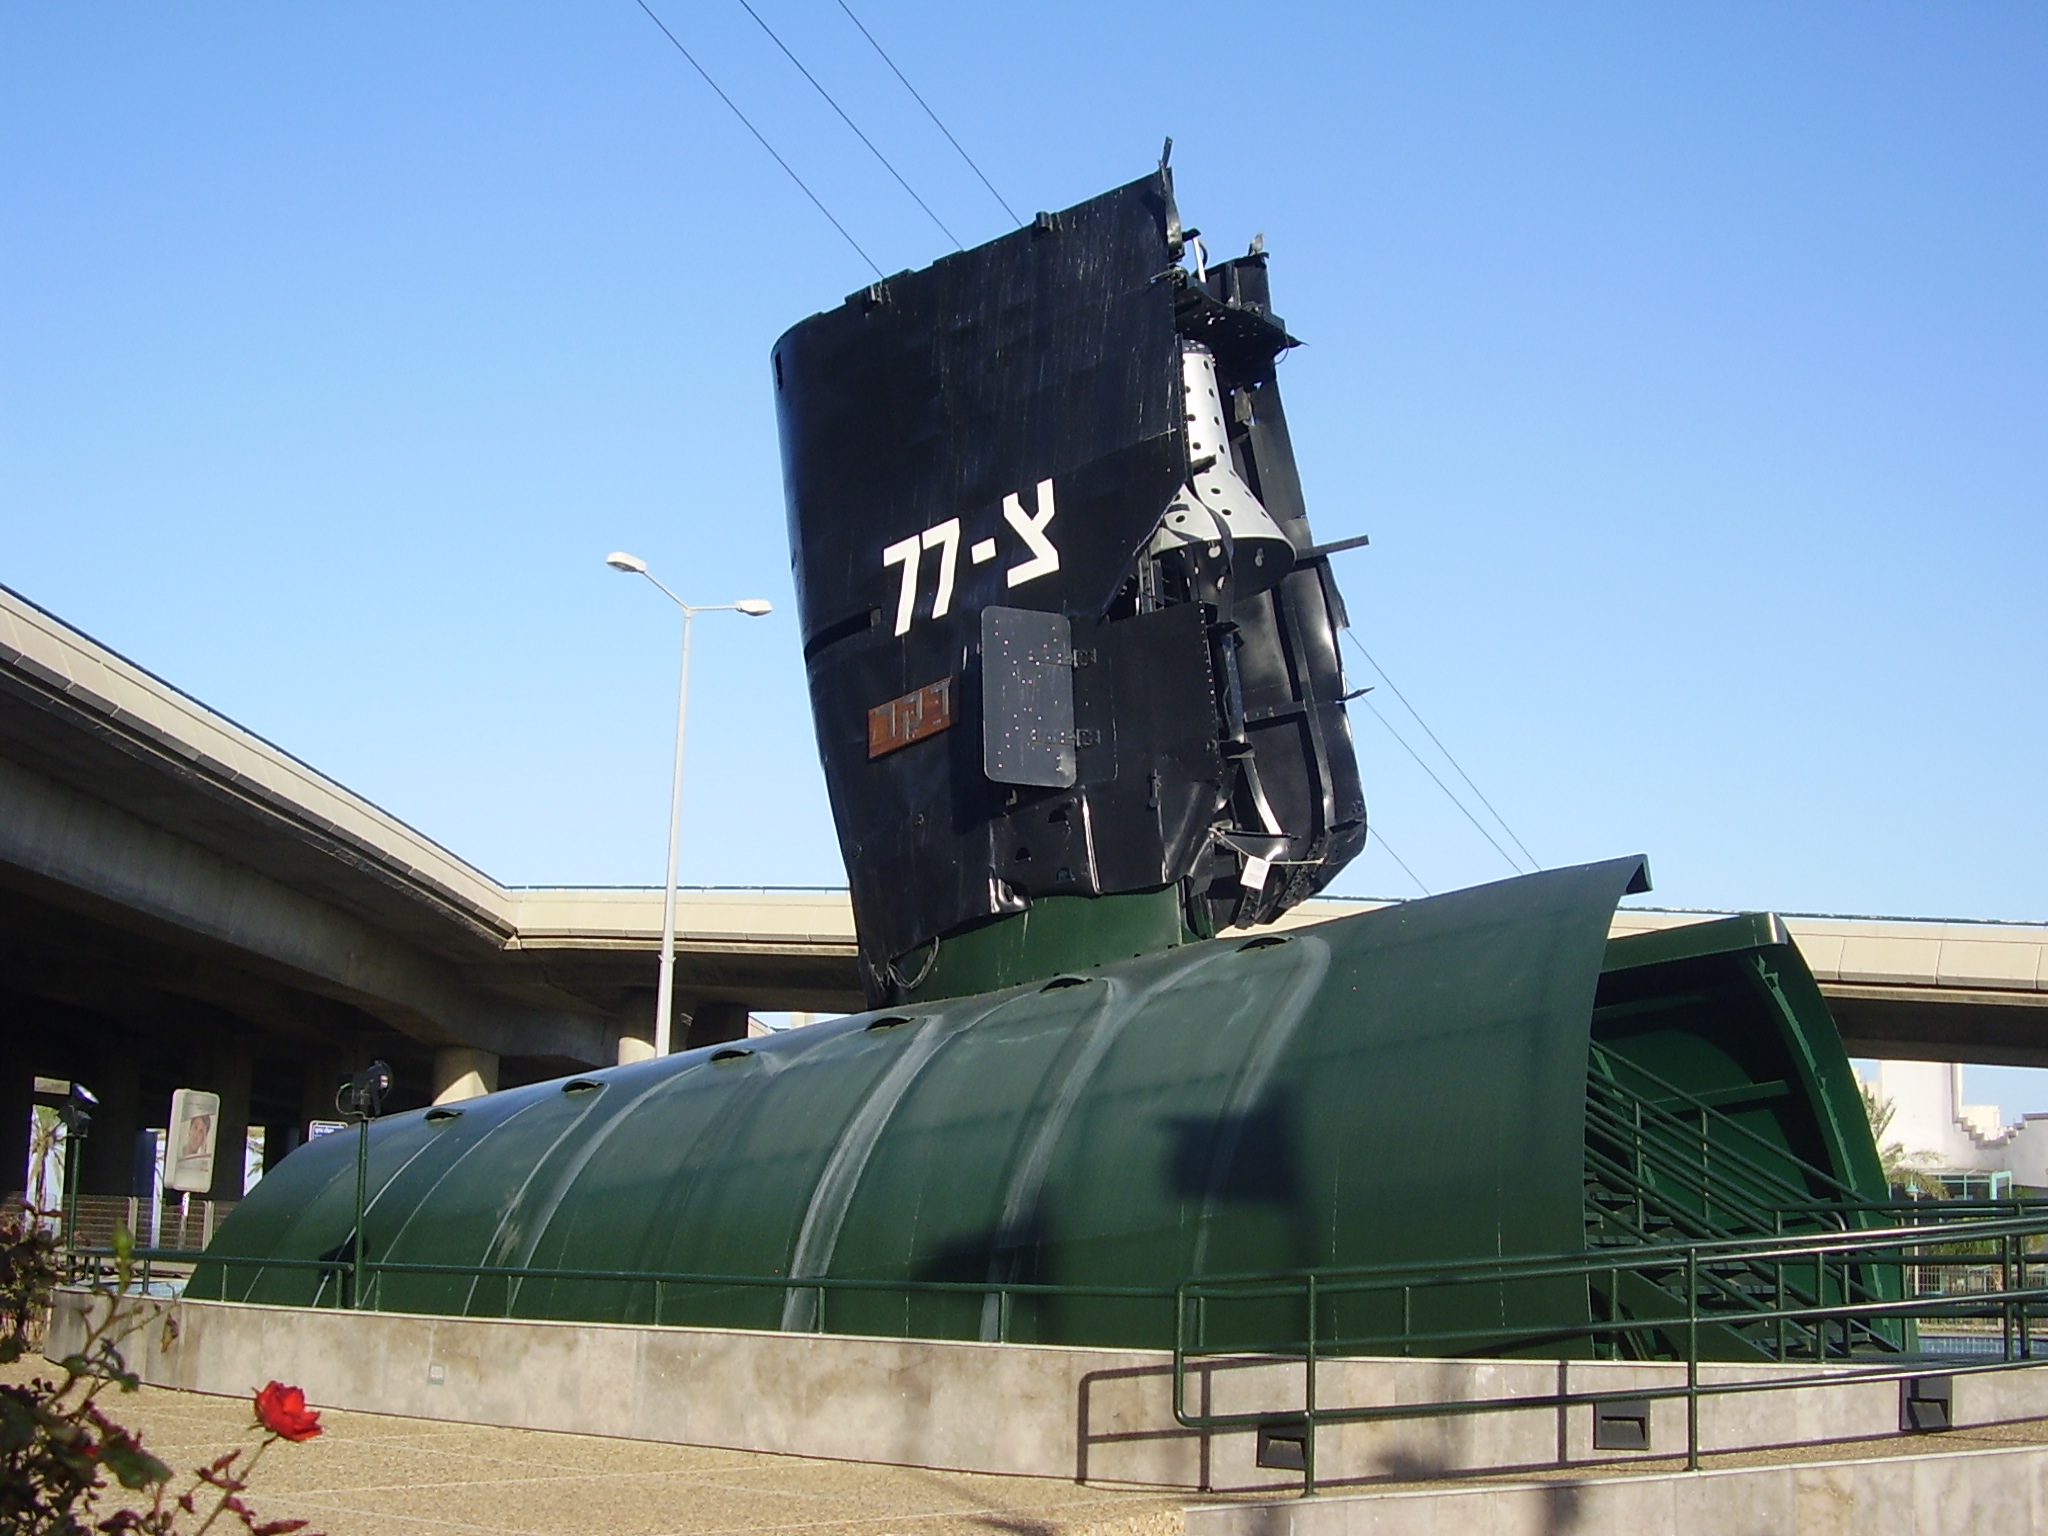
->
[3,3,2042,1092]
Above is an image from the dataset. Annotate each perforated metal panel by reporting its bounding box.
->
[982,607,1076,788]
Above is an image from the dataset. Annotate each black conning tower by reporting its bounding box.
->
[774,171,1365,1004]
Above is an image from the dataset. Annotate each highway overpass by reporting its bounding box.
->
[4,581,2042,1203]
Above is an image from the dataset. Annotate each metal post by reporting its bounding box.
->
[2024,1245,2035,1361]
[654,606,695,1057]
[1172,1287,1185,1426]
[1686,1248,1700,1472]
[1774,1259,1785,1361]
[1633,1098,1645,1232]
[1304,1271,1319,1497]
[1700,1114,1711,1228]
[59,1095,91,1280]
[62,1133,83,1281]
[1818,1253,1835,1368]
[352,1113,369,1309]
[2003,1233,2015,1361]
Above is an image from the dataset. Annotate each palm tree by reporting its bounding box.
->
[1860,1082,1949,1199]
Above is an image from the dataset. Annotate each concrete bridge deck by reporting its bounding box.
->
[511,881,2048,1070]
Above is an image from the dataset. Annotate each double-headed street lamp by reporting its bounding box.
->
[605,552,772,1056]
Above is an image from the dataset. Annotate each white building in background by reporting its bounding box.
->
[1875,1060,2048,1194]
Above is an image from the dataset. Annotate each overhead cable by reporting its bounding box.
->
[1344,630,1539,872]
[1356,690,1528,876]
[832,0,1022,227]
[1369,826,1431,897]
[632,0,884,279]
[733,0,962,249]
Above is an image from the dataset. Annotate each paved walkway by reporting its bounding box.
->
[4,1361,1185,1536]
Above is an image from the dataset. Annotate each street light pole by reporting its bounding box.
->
[657,603,694,1055]
[605,552,772,1057]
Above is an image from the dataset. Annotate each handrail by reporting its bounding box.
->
[1187,1211,2048,1293]
[1583,1129,1829,1244]
[1587,1043,1866,1210]
[1583,1090,1836,1222]
[64,1246,1179,1344]
[1172,1209,2048,1494]
[1582,1130,1899,1358]
[1589,1042,1867,1202]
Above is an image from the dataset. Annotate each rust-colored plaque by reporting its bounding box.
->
[868,676,956,759]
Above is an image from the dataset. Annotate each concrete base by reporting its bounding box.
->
[46,1293,2048,1495]
[1188,1440,2048,1536]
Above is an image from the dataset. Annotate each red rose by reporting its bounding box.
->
[253,1382,323,1442]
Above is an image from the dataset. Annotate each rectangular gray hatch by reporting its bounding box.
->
[982,606,1076,788]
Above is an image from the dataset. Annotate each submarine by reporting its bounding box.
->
[195,168,1893,1361]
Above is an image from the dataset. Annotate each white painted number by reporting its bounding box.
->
[883,534,921,637]
[882,481,1060,636]
[921,518,961,620]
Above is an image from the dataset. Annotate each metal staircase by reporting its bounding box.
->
[1583,1042,1903,1360]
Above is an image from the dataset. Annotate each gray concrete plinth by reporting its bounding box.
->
[45,1292,2048,1500]
[1188,1439,2048,1536]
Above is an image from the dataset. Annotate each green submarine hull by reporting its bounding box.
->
[196,858,1896,1360]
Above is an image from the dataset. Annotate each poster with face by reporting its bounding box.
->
[166,1088,221,1194]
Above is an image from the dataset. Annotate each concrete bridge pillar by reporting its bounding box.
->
[683,1001,750,1051]
[201,1047,253,1201]
[79,1051,140,1198]
[432,1047,499,1105]
[0,1062,30,1200]
[615,991,657,1065]
[298,1051,349,1139]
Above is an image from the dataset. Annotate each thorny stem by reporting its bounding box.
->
[188,1435,275,1536]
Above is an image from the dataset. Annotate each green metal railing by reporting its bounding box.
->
[1171,1208,2048,1495]
[1581,1043,1912,1357]
[67,1246,1182,1344]
[1586,1043,1867,1227]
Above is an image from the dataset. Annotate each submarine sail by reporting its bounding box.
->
[773,169,1363,1004]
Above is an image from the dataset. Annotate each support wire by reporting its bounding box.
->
[733,0,963,249]
[633,0,885,279]
[1343,630,1539,873]
[833,0,1023,226]
[1370,826,1431,897]
[1356,693,1526,876]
